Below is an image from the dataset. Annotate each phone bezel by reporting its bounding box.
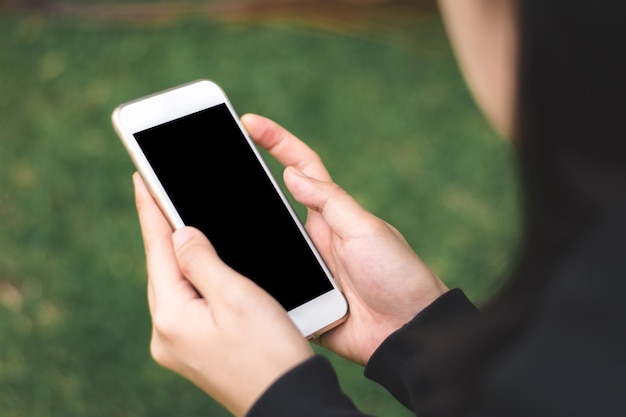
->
[112,79,348,338]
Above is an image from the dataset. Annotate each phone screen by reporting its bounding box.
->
[134,103,333,311]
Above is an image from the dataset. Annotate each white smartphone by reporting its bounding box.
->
[112,79,348,339]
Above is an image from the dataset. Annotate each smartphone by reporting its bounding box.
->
[111,79,348,338]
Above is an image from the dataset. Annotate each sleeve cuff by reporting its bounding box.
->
[247,355,366,417]
[364,288,479,410]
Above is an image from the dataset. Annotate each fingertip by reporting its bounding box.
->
[283,166,317,200]
[132,172,142,191]
[240,113,257,123]
[133,173,148,207]
[133,173,152,202]
[240,113,263,133]
[172,226,198,250]
[284,165,320,208]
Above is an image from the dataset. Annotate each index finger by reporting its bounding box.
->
[241,113,332,182]
[133,173,197,309]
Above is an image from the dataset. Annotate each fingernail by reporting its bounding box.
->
[172,227,195,250]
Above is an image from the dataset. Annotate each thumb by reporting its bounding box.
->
[284,166,376,239]
[172,227,239,304]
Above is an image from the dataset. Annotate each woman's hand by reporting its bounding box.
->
[242,114,448,366]
[134,173,313,417]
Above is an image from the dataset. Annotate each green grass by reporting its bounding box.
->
[0,11,518,417]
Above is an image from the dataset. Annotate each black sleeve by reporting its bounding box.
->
[247,289,478,417]
[364,289,479,412]
[246,355,373,417]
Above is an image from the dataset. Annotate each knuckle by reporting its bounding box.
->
[176,240,207,276]
[221,277,261,310]
[151,310,178,338]
[321,182,347,209]
[326,181,346,195]
[150,338,173,368]
[175,233,219,275]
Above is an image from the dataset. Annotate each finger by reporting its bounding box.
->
[133,173,195,308]
[284,166,378,239]
[172,226,246,308]
[241,113,332,181]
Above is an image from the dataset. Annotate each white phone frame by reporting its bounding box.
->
[112,79,348,338]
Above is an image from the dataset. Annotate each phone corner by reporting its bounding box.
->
[111,105,123,126]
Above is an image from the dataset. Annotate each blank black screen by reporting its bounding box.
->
[134,104,332,311]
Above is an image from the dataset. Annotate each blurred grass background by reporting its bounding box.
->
[0,1,518,416]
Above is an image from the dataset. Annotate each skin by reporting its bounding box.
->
[438,0,517,138]
[135,1,518,416]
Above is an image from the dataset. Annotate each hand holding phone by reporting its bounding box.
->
[112,79,348,338]
[239,114,449,366]
[133,172,314,417]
